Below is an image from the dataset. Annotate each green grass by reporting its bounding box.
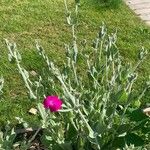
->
[0,0,149,125]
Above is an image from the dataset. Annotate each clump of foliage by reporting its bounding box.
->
[0,0,149,149]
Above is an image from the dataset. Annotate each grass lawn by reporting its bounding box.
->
[0,0,149,125]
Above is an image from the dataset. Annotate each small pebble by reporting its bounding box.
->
[28,108,38,115]
[30,70,37,76]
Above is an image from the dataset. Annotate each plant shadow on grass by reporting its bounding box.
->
[82,0,123,10]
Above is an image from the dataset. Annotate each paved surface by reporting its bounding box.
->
[125,0,150,25]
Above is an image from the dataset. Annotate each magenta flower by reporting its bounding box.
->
[43,96,62,112]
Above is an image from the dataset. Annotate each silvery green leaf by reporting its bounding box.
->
[0,77,4,92]
[0,132,3,141]
[29,92,37,99]
[23,69,29,79]
[67,16,71,25]
[37,103,47,122]
[88,129,95,139]
[128,73,137,82]
[15,117,24,123]
[73,41,78,63]
[49,120,56,126]
[6,135,9,141]
[35,41,44,55]
[23,122,28,128]
[15,117,28,128]
[58,109,72,112]
[99,22,106,39]
[8,54,13,62]
[82,106,88,116]
[16,51,22,61]
[118,132,127,137]
[10,128,15,135]
[45,135,52,141]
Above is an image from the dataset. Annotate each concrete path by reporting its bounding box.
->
[125,0,150,25]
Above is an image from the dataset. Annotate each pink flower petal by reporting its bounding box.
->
[43,95,62,112]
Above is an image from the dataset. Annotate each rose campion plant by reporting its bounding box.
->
[4,1,149,149]
[43,96,62,112]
